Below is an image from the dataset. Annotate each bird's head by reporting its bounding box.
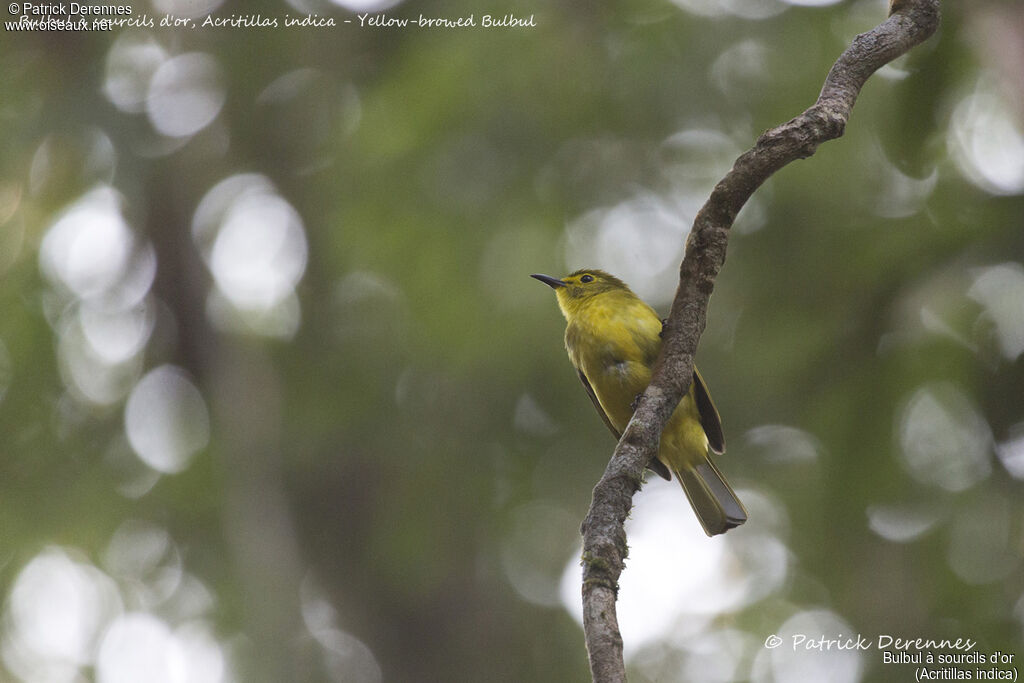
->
[531,269,633,319]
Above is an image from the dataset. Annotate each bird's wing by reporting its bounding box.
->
[577,368,671,480]
[693,367,726,455]
[577,368,620,440]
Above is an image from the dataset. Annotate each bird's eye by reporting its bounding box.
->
[580,274,594,283]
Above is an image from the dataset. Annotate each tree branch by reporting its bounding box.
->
[579,2,940,680]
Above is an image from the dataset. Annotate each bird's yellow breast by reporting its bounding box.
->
[563,290,707,469]
[564,292,662,432]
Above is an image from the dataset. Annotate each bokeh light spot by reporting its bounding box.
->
[753,609,863,683]
[300,576,382,683]
[79,301,155,366]
[96,613,177,683]
[667,0,788,19]
[711,40,772,99]
[949,81,1024,196]
[898,383,992,492]
[866,504,941,543]
[151,0,223,18]
[995,424,1024,480]
[209,193,307,310]
[3,549,122,678]
[57,313,144,406]
[512,393,560,437]
[746,424,822,463]
[968,263,1024,361]
[39,187,134,301]
[125,365,210,474]
[29,129,117,199]
[147,53,226,138]
[502,501,577,607]
[104,520,174,582]
[564,193,689,305]
[720,0,787,20]
[866,143,938,218]
[327,0,403,12]
[104,32,168,113]
[192,174,308,335]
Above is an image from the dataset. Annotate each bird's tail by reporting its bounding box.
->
[675,459,747,536]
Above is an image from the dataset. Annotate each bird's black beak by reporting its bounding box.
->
[531,273,566,289]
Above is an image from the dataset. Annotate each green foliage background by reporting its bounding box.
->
[1,1,1022,681]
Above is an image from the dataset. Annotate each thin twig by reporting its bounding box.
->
[579,2,941,681]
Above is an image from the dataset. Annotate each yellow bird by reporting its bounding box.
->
[532,269,747,536]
